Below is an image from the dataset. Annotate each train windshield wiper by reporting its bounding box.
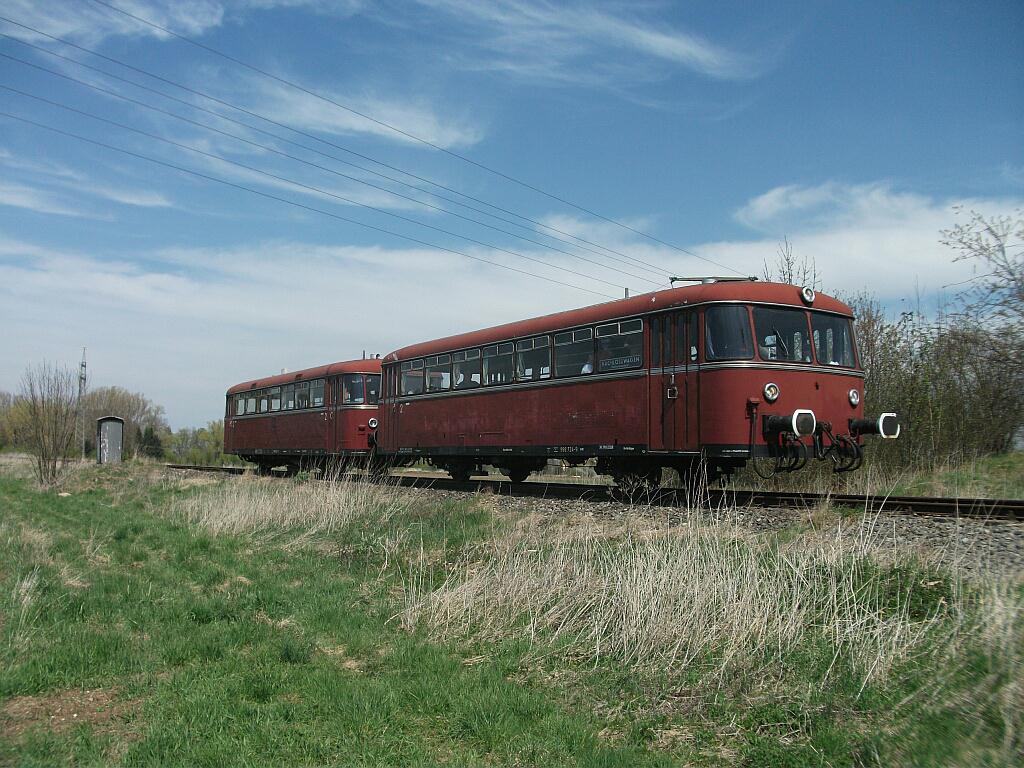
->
[772,326,790,359]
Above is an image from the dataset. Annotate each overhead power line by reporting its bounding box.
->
[0,109,615,299]
[0,16,674,279]
[0,50,660,287]
[85,0,745,277]
[0,84,635,294]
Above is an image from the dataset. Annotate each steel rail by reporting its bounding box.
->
[164,465,1023,522]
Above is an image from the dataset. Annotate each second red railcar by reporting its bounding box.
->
[224,358,381,474]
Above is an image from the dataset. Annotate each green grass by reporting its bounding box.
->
[734,449,1024,500]
[0,471,671,766]
[888,452,1024,499]
[0,465,1020,766]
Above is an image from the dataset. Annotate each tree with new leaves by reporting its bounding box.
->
[80,386,169,457]
[19,363,80,486]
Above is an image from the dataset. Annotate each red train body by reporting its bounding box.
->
[376,281,897,486]
[224,358,381,474]
[222,280,898,487]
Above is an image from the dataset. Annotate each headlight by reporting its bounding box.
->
[848,389,860,407]
[792,409,817,437]
[800,286,816,305]
[368,417,379,429]
[763,382,780,403]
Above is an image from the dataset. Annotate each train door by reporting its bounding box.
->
[382,364,400,453]
[673,310,700,451]
[648,313,676,451]
[329,376,343,452]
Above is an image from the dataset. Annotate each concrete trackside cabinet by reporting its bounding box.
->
[96,416,125,464]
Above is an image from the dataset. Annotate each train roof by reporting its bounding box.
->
[226,358,381,395]
[384,281,853,363]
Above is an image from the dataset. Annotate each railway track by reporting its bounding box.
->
[164,464,1023,522]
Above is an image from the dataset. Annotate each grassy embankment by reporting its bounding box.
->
[1,459,1021,766]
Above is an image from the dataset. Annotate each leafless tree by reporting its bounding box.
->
[762,237,821,289]
[940,208,1024,328]
[19,363,80,486]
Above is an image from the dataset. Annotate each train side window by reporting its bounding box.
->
[401,360,424,395]
[343,373,365,404]
[246,393,256,414]
[311,379,324,407]
[426,354,452,392]
[366,374,381,404]
[516,336,551,381]
[483,343,514,385]
[269,387,281,411]
[705,306,754,361]
[282,384,295,410]
[596,319,643,373]
[235,395,244,416]
[453,349,482,389]
[258,390,269,413]
[295,381,310,409]
[554,327,594,377]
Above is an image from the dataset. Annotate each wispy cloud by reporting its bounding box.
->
[411,0,763,85]
[244,77,484,149]
[0,147,173,210]
[735,182,940,233]
[1,0,227,47]
[0,181,95,217]
[0,1,363,47]
[171,135,440,212]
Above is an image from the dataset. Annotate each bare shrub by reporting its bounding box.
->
[19,363,80,487]
[941,207,1023,329]
[174,475,410,537]
[846,295,1024,468]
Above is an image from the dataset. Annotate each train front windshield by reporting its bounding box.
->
[810,313,857,367]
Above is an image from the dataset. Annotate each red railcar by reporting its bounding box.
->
[377,280,897,488]
[224,358,381,474]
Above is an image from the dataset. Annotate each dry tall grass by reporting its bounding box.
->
[174,475,411,537]
[5,566,41,651]
[402,513,1021,702]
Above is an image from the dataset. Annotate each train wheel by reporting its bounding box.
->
[447,462,473,482]
[506,466,530,484]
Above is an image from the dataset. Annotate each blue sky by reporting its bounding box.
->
[1,0,1021,428]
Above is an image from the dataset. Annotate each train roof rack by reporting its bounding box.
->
[669,276,759,285]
